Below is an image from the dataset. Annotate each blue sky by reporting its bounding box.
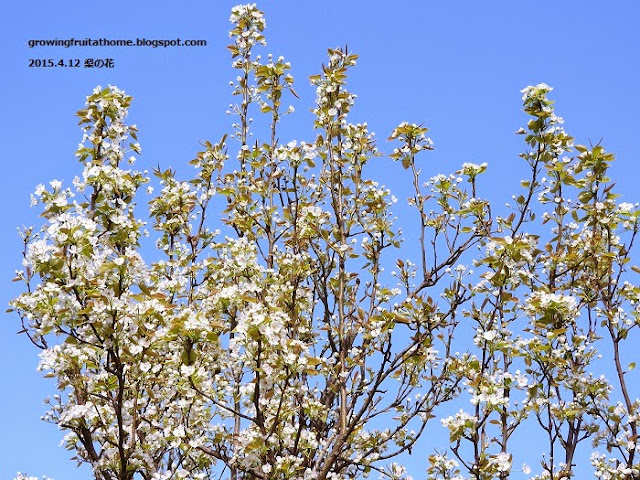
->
[1,1,640,478]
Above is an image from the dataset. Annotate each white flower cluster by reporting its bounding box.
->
[591,452,639,480]
[390,122,433,147]
[520,83,553,102]
[311,48,357,125]
[469,382,508,407]
[489,452,512,473]
[390,462,412,480]
[151,176,196,238]
[13,474,54,480]
[229,3,266,50]
[274,140,317,166]
[458,162,487,179]
[427,453,463,480]
[441,409,478,440]
[427,173,463,197]
[617,202,637,214]
[524,291,579,324]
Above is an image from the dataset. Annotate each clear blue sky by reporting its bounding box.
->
[1,1,639,478]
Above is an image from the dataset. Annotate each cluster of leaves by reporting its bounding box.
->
[10,4,640,480]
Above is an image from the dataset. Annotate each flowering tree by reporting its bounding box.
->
[10,4,640,480]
